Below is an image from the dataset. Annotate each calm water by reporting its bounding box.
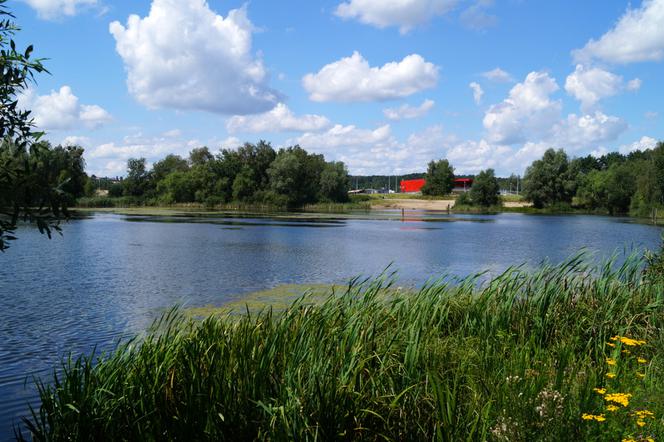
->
[0,211,661,439]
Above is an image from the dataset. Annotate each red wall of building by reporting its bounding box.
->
[400,178,426,193]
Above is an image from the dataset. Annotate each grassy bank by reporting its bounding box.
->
[18,248,664,441]
[75,196,372,213]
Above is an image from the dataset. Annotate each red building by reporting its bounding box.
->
[400,178,426,193]
[453,178,473,192]
[400,177,473,193]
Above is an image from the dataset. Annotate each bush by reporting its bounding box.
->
[455,192,472,205]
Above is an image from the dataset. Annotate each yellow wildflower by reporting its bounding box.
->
[606,405,619,412]
[633,410,654,419]
[636,372,645,379]
[637,420,646,427]
[581,413,606,422]
[593,387,606,395]
[606,342,615,347]
[637,357,647,364]
[604,392,632,407]
[621,349,631,355]
[610,336,619,341]
[622,439,636,442]
[618,336,646,346]
[606,372,616,379]
[606,358,617,366]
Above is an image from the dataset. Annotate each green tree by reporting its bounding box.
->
[523,149,576,208]
[189,147,214,166]
[123,158,150,197]
[152,154,189,182]
[156,171,197,203]
[319,161,350,202]
[268,146,325,206]
[469,169,500,207]
[421,159,454,196]
[0,1,57,250]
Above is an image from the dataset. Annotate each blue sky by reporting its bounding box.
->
[12,0,664,176]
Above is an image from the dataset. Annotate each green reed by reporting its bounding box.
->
[18,252,664,441]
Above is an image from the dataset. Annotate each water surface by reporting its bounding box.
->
[0,211,661,439]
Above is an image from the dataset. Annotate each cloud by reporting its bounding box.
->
[23,0,99,19]
[85,132,202,176]
[564,65,623,111]
[469,82,483,104]
[383,99,435,120]
[573,0,664,64]
[109,1,280,115]
[472,72,628,174]
[446,139,511,174]
[293,124,394,151]
[645,111,659,119]
[618,136,658,154]
[291,123,461,175]
[226,103,331,134]
[481,67,513,82]
[61,135,91,146]
[553,111,627,149]
[483,71,561,144]
[18,86,112,131]
[334,0,457,34]
[626,78,642,91]
[220,137,242,150]
[460,0,497,30]
[303,52,438,102]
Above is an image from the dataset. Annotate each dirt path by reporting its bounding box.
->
[371,199,533,210]
[371,199,456,210]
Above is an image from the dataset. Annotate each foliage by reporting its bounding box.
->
[469,168,501,207]
[319,161,350,202]
[268,145,327,206]
[0,0,59,250]
[152,154,189,182]
[122,158,150,197]
[576,163,636,214]
[523,149,576,209]
[19,254,664,440]
[421,159,454,196]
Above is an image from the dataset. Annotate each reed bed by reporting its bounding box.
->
[18,252,664,441]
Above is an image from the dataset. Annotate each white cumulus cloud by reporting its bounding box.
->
[18,86,111,131]
[109,1,280,115]
[446,139,511,174]
[619,136,658,154]
[334,0,457,34]
[573,0,664,64]
[383,99,434,120]
[303,52,438,102]
[564,65,623,111]
[23,0,99,19]
[483,71,561,144]
[481,67,513,82]
[469,82,484,104]
[553,112,627,149]
[226,103,331,134]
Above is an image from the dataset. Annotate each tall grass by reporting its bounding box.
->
[18,252,664,441]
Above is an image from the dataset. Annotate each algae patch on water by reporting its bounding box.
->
[186,284,338,318]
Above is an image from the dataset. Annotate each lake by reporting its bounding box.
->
[0,210,661,439]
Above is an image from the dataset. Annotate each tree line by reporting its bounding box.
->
[103,142,350,207]
[522,145,664,215]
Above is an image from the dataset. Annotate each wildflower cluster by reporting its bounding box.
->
[581,335,657,441]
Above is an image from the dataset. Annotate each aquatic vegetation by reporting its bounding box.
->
[17,253,664,441]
